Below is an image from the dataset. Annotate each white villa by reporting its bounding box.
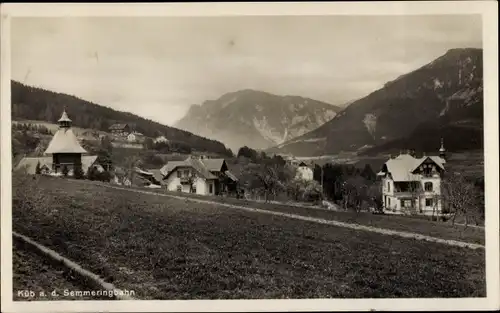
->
[127,132,145,143]
[159,156,238,195]
[295,161,314,181]
[377,140,447,216]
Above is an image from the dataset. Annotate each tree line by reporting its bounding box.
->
[12,123,53,135]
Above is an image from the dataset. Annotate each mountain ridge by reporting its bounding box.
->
[267,48,483,156]
[175,89,342,152]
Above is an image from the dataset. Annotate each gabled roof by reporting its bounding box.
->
[200,158,226,172]
[148,169,164,183]
[383,153,445,182]
[15,157,52,174]
[411,156,446,172]
[45,128,87,154]
[109,123,129,130]
[160,156,217,180]
[224,170,239,182]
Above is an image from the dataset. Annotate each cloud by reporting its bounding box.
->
[11,15,482,125]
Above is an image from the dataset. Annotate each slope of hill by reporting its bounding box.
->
[268,48,483,156]
[174,89,342,152]
[11,81,233,157]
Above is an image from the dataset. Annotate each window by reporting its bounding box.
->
[401,199,412,208]
[425,198,433,207]
[192,185,197,194]
[387,181,390,192]
[177,171,181,178]
[184,170,190,177]
[209,183,213,194]
[424,182,433,192]
[176,185,182,192]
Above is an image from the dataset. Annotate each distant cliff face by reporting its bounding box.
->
[268,48,483,156]
[175,89,341,152]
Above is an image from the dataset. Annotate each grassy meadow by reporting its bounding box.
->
[12,175,485,299]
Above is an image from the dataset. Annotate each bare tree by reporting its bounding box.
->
[123,155,142,186]
[287,178,307,201]
[442,173,482,226]
[185,172,197,194]
[341,176,367,212]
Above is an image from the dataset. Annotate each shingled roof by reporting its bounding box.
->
[200,158,226,172]
[160,156,218,180]
[109,123,129,130]
[45,110,87,154]
[45,127,87,154]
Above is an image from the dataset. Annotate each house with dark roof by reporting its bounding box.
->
[159,156,239,195]
[377,140,447,216]
[108,123,131,136]
[15,110,101,177]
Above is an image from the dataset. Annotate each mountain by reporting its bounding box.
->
[174,89,342,152]
[11,81,233,157]
[268,48,483,157]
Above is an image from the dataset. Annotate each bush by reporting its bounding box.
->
[73,165,85,179]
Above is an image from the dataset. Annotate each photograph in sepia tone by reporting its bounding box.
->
[6,12,489,304]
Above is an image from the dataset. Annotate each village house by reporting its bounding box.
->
[377,140,447,216]
[158,156,238,196]
[127,131,145,143]
[108,123,131,137]
[295,161,314,181]
[15,110,101,176]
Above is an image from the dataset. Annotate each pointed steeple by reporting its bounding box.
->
[58,108,72,128]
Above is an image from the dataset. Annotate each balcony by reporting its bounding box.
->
[179,177,191,184]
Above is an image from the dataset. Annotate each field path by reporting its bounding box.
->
[96,183,484,250]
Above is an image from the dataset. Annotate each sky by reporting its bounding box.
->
[11,15,482,126]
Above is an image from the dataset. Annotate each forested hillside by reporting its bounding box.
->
[11,81,233,156]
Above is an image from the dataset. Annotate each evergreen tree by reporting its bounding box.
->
[35,161,41,174]
[361,164,376,181]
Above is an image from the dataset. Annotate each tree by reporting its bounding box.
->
[186,173,197,194]
[246,163,289,202]
[303,180,324,203]
[143,137,154,150]
[35,161,41,175]
[442,173,482,226]
[100,135,113,154]
[237,146,258,162]
[287,179,306,201]
[340,176,368,212]
[361,164,376,182]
